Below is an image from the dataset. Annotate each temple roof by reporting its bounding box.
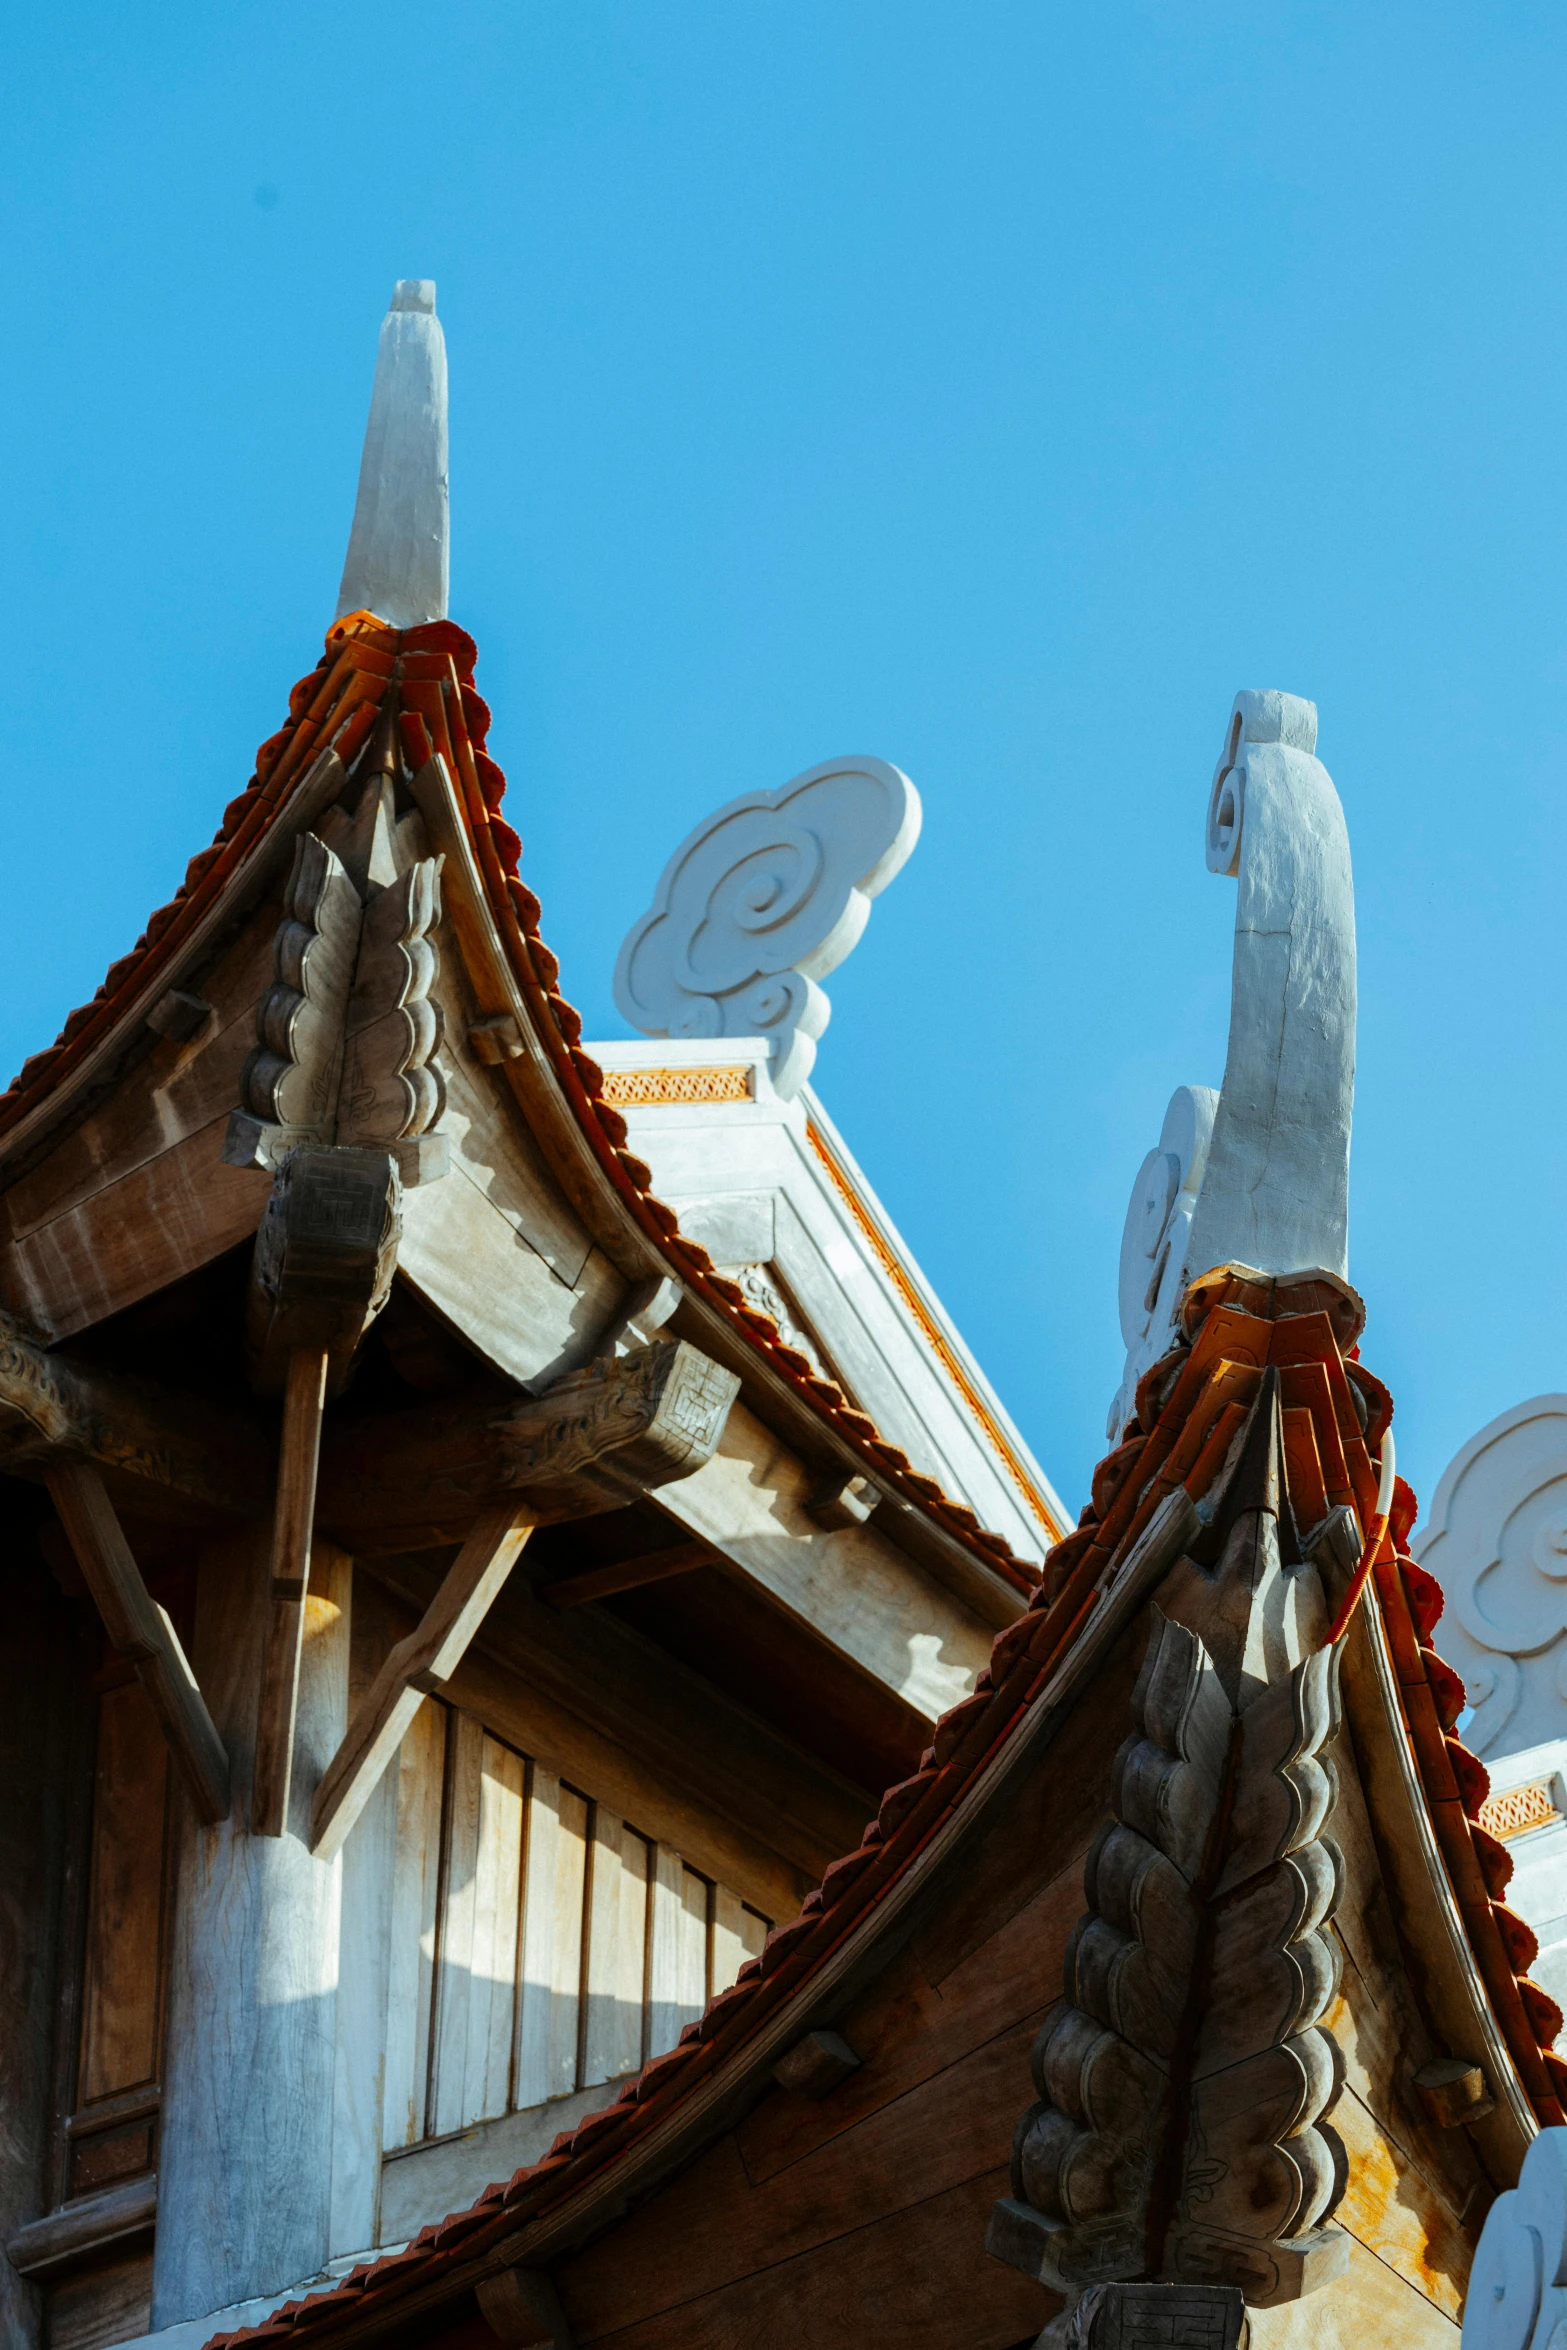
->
[0,610,1042,1594]
[201,1263,1566,2346]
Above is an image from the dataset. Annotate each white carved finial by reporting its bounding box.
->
[336,279,449,629]
[613,756,921,1099]
[1106,692,1356,1441]
[1415,1396,1567,1758]
[1105,1084,1219,1439]
[1463,2126,1567,2348]
[1187,689,1355,1280]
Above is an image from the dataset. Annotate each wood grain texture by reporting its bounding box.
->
[0,1116,269,1342]
[0,1317,270,1517]
[318,1339,738,1546]
[151,1527,349,2329]
[1246,2233,1458,2348]
[559,2010,1042,2337]
[556,2165,1048,2350]
[252,1348,330,1837]
[430,1717,526,2135]
[0,909,278,1250]
[654,1398,993,1725]
[77,1681,167,2102]
[47,1461,229,1823]
[431,1594,844,1917]
[1329,2084,1468,2320]
[381,1694,447,2152]
[311,1504,533,1859]
[0,1566,76,2350]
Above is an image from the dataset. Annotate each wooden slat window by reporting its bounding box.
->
[390,1702,772,2141]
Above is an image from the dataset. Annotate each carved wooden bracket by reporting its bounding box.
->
[317,1335,742,1547]
[223,821,449,1184]
[990,1373,1352,2312]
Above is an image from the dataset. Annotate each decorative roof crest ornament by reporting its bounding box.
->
[1107,691,1356,1440]
[1416,1395,1567,1759]
[336,279,449,629]
[613,755,921,1099]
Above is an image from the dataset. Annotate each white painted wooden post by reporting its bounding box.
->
[151,1530,350,2327]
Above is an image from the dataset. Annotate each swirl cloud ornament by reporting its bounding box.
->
[1417,1396,1567,1758]
[613,756,921,1099]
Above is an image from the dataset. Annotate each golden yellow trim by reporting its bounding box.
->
[1478,1779,1559,1842]
[805,1119,1065,1544]
[601,1065,752,1107]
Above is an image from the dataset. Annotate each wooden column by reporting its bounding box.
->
[252,1350,330,1837]
[150,1525,350,2329]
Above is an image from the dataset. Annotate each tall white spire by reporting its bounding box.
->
[335,280,449,628]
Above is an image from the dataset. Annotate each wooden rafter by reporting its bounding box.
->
[310,1501,534,1860]
[46,1461,230,1824]
[537,1539,710,1609]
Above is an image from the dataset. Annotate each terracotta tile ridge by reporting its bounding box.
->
[0,607,1046,1596]
[0,611,397,1139]
[200,1336,1566,2348]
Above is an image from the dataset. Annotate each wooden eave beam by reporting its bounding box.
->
[537,1539,710,1609]
[315,1336,740,1547]
[46,1461,231,1824]
[0,1315,270,1517]
[311,1501,535,1859]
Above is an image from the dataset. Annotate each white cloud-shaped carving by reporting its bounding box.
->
[613,756,921,1097]
[1417,1395,1567,1758]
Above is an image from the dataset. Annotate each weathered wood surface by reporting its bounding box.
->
[0,747,348,1183]
[312,1504,533,1858]
[0,904,281,1340]
[252,1350,330,1838]
[1337,1587,1535,2187]
[654,1397,993,1724]
[76,1679,168,2105]
[151,1529,349,2329]
[0,1317,269,1516]
[1247,2236,1458,2346]
[47,1461,230,1822]
[317,1338,739,1544]
[391,1555,864,1912]
[557,2161,1047,2350]
[0,1565,76,2350]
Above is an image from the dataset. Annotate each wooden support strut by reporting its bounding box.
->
[536,1539,710,1609]
[46,1461,231,1824]
[311,1500,535,1860]
[251,1348,330,1837]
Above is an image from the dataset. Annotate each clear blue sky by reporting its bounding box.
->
[5,4,1565,1524]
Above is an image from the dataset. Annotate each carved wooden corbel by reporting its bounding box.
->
[990,1372,1353,2313]
[317,1335,742,1546]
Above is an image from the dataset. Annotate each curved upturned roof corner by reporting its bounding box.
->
[200,1264,1567,2349]
[0,610,1051,1588]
